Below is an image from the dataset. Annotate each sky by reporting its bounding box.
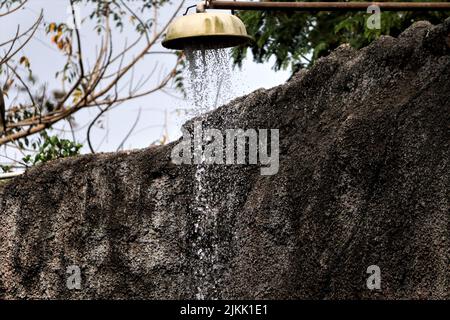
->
[1,0,290,161]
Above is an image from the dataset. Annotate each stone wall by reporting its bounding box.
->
[0,19,449,299]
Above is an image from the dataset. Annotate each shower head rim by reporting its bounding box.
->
[162,33,254,50]
[162,12,253,50]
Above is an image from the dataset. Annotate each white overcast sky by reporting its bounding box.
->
[1,0,289,156]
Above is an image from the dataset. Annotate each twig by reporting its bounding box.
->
[116,107,142,151]
[0,0,27,18]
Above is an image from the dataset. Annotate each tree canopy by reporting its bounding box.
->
[233,0,449,72]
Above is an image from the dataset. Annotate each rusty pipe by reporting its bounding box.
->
[207,1,450,12]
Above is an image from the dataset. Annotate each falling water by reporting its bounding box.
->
[184,48,233,300]
[185,49,233,115]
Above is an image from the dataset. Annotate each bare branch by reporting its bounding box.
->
[0,0,27,18]
[0,11,42,65]
[116,107,141,151]
[0,1,186,148]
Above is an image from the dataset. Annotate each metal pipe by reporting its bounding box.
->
[207,1,450,11]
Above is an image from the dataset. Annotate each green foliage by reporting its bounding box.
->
[22,132,82,166]
[234,0,449,72]
[0,165,12,173]
[174,51,187,98]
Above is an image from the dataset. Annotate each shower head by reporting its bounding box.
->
[162,12,253,50]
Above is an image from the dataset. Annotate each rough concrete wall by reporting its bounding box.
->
[0,19,449,299]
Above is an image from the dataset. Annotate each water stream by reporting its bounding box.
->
[184,48,233,299]
[185,49,233,115]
